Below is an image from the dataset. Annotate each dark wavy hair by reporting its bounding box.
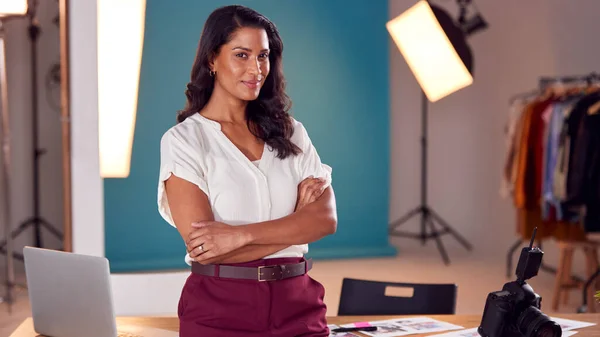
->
[177,5,301,159]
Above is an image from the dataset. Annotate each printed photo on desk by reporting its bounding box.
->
[364,325,412,337]
[389,316,464,334]
[339,322,412,337]
[427,328,579,337]
[340,317,464,337]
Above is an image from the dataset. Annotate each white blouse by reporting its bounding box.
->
[157,113,333,265]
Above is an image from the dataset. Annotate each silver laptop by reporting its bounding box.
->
[23,246,179,337]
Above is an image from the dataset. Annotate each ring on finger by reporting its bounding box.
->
[197,245,203,252]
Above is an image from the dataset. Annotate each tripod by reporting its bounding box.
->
[0,3,63,263]
[388,90,472,265]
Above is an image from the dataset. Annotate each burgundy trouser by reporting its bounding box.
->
[178,257,329,337]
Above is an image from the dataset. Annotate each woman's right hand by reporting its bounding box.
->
[294,176,327,211]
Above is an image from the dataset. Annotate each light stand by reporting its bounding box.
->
[388,90,472,265]
[0,0,63,263]
[386,0,486,265]
[0,18,17,314]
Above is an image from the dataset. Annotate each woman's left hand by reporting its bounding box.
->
[186,221,250,264]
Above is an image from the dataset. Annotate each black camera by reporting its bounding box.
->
[478,228,562,337]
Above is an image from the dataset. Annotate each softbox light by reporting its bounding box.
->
[98,0,147,178]
[386,0,474,102]
[0,0,28,17]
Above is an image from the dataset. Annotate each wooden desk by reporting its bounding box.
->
[10,314,600,336]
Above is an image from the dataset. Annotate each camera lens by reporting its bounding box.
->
[517,306,561,337]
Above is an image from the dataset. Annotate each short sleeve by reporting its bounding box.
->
[157,130,209,227]
[294,120,333,188]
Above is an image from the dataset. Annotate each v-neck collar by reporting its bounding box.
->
[192,113,221,130]
[191,112,273,176]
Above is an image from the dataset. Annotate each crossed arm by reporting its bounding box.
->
[164,174,337,265]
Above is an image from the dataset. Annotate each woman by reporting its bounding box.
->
[157,5,337,337]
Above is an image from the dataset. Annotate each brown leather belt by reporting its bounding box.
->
[191,259,313,282]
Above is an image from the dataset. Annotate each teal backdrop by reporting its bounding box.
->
[104,0,396,273]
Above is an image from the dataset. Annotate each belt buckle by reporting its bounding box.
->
[258,265,283,282]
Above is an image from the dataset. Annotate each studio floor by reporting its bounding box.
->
[1,238,596,336]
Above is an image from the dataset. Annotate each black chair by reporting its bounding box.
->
[337,278,457,316]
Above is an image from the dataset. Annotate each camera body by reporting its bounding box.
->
[478,242,561,337]
[478,280,543,337]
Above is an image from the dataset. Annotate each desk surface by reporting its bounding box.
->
[10,314,600,336]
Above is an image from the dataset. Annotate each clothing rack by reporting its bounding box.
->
[508,89,539,105]
[543,73,600,308]
[538,72,600,90]
[504,72,600,286]
[509,72,600,105]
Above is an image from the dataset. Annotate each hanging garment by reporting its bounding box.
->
[563,92,600,232]
[541,96,582,222]
[512,96,587,241]
[513,98,555,240]
[584,112,600,232]
[514,98,551,209]
[554,93,595,206]
[501,98,531,198]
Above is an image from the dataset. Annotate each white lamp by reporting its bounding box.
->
[0,0,28,17]
[97,0,146,178]
[386,0,473,102]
